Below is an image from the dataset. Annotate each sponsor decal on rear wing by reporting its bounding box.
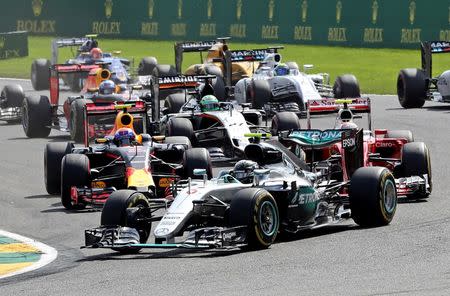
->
[229,47,281,62]
[157,75,199,89]
[53,64,100,73]
[175,41,217,52]
[307,98,370,113]
[85,101,147,116]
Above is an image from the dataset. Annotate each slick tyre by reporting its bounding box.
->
[61,154,90,210]
[166,117,194,141]
[70,99,92,143]
[250,79,271,109]
[333,74,361,98]
[350,167,397,227]
[152,64,177,78]
[138,57,158,75]
[182,148,213,179]
[400,142,432,199]
[229,188,279,249]
[101,190,152,253]
[44,142,74,195]
[271,111,301,135]
[397,68,427,108]
[385,130,414,143]
[22,95,51,138]
[164,93,186,114]
[31,59,50,90]
[1,84,25,108]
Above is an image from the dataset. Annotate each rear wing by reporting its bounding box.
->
[174,39,229,74]
[51,35,98,65]
[306,98,372,130]
[421,41,450,78]
[228,46,283,62]
[85,100,147,116]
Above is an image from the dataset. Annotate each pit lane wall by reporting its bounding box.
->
[0,0,449,49]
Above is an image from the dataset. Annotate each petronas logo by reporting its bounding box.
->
[148,0,154,19]
[32,0,43,17]
[336,1,342,24]
[268,0,275,21]
[301,0,308,23]
[236,0,242,21]
[207,0,213,20]
[372,0,379,24]
[409,1,416,25]
[178,0,183,19]
[105,0,113,19]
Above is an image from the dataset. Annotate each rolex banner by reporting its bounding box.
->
[0,0,448,49]
[0,31,28,59]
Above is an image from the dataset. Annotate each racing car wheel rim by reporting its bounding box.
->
[382,179,396,214]
[259,201,278,236]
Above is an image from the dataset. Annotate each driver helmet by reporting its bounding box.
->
[232,160,259,184]
[338,122,358,130]
[200,95,220,112]
[90,47,103,59]
[274,63,290,76]
[114,128,136,146]
[99,80,116,95]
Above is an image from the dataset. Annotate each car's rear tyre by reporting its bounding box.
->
[350,167,397,227]
[166,117,194,141]
[1,84,25,108]
[164,93,186,114]
[250,79,271,109]
[397,68,427,108]
[138,57,158,75]
[70,99,92,143]
[271,111,301,135]
[182,148,213,179]
[152,64,177,78]
[44,142,74,195]
[400,142,432,199]
[61,154,90,210]
[22,95,51,138]
[101,190,151,253]
[31,59,50,90]
[385,130,414,143]
[229,188,279,249]
[333,74,361,98]
[204,65,226,99]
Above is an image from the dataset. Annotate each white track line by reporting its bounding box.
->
[0,77,29,82]
[0,229,58,280]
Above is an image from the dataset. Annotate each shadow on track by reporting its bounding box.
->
[398,198,428,204]
[7,135,70,142]
[24,194,58,200]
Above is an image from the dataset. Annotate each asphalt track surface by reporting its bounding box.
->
[0,78,449,295]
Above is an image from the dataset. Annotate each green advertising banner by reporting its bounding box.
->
[0,0,449,49]
[0,31,28,59]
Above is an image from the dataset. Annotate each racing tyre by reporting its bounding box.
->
[350,167,397,227]
[271,111,301,135]
[183,148,213,179]
[152,64,177,78]
[333,74,361,98]
[397,68,427,108]
[138,56,158,75]
[166,117,194,141]
[31,59,50,90]
[229,188,279,249]
[61,154,90,210]
[70,99,92,143]
[385,130,414,143]
[400,142,432,199]
[67,73,83,92]
[1,84,25,108]
[250,79,271,109]
[44,142,74,195]
[22,95,51,138]
[101,190,152,253]
[164,93,186,114]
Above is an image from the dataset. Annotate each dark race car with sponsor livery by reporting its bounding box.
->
[44,101,212,210]
[397,41,450,108]
[151,74,266,162]
[277,98,432,200]
[83,136,397,253]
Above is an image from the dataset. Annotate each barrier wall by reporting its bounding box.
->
[0,0,449,48]
[0,31,28,59]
